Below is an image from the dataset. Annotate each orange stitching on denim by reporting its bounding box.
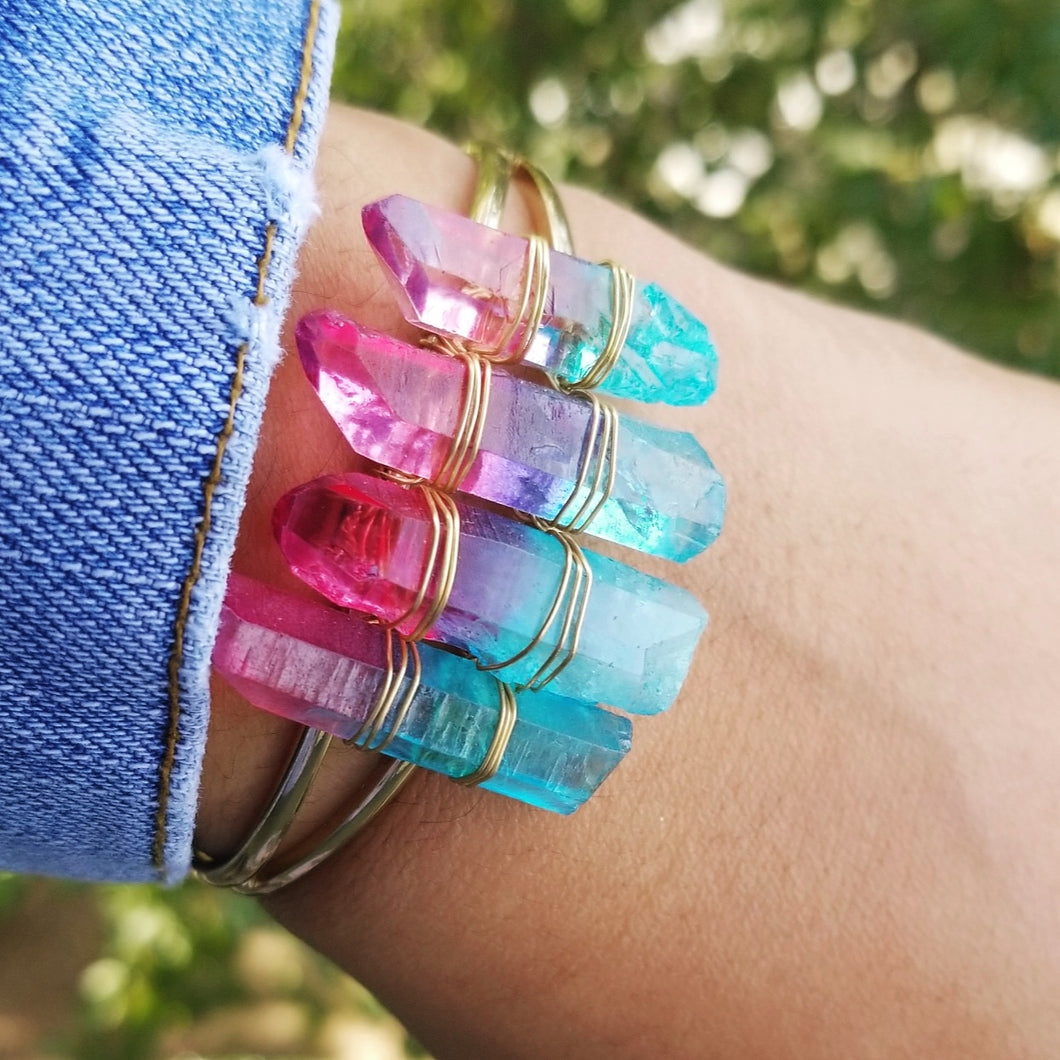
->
[153,0,323,873]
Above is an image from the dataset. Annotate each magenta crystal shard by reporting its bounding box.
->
[273,473,707,715]
[296,309,725,562]
[362,194,717,406]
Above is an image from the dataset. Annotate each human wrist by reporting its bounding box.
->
[198,102,1060,1057]
[195,104,520,864]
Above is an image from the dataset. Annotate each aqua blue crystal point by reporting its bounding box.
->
[296,312,725,561]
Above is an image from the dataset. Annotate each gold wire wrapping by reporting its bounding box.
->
[478,528,592,692]
[348,629,423,754]
[540,390,618,535]
[476,233,551,365]
[431,346,493,491]
[456,679,518,787]
[387,483,461,642]
[562,260,635,393]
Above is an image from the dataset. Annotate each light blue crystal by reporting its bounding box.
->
[566,413,725,561]
[608,282,718,406]
[438,504,709,715]
[388,648,631,813]
[514,278,718,407]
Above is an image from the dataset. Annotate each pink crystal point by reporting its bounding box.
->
[214,574,632,812]
[296,309,725,561]
[215,573,387,736]
[297,309,464,484]
[362,194,718,405]
[363,195,524,351]
[272,473,442,634]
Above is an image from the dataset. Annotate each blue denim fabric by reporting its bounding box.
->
[0,0,338,882]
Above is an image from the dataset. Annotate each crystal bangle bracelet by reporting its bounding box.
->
[198,144,722,892]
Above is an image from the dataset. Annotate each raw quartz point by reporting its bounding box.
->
[273,473,707,715]
[296,310,725,563]
[213,575,631,814]
[363,194,717,406]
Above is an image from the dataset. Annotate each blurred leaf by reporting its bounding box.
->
[332,0,1060,377]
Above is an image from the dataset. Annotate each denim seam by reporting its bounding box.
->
[153,0,324,871]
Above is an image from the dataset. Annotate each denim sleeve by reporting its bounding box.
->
[0,0,338,882]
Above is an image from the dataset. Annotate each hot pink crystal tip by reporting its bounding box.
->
[295,307,357,347]
[295,309,363,386]
[271,488,295,548]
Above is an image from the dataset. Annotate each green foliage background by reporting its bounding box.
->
[2,2,1057,1058]
[337,0,1060,377]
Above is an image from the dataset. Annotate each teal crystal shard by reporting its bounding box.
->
[214,574,632,813]
[363,194,718,406]
[610,282,718,407]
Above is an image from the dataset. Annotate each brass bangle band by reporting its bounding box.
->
[467,142,574,255]
[191,728,416,894]
[192,726,332,888]
[234,757,417,896]
[467,143,632,396]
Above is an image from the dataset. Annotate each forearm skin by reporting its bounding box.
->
[198,104,1060,1060]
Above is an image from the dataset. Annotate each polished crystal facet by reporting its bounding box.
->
[363,194,717,406]
[273,474,707,715]
[296,310,725,562]
[214,575,631,813]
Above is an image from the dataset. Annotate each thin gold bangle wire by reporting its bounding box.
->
[232,758,417,896]
[466,142,574,255]
[468,142,632,394]
[191,725,332,888]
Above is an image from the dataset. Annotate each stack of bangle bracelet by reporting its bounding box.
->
[195,145,725,894]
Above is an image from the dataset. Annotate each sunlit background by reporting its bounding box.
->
[2,1,1057,1057]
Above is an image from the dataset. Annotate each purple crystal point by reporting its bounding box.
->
[273,473,707,715]
[363,194,717,406]
[214,574,631,813]
[296,310,724,561]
